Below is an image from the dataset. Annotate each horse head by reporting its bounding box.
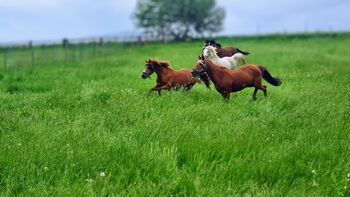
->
[141,59,155,79]
[141,59,173,79]
[192,55,211,88]
[203,46,217,58]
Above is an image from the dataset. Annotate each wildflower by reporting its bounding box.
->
[100,172,106,177]
[312,170,316,174]
[85,178,93,183]
[44,166,49,171]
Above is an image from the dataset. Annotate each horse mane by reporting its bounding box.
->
[150,59,174,70]
[204,39,222,48]
[205,46,217,57]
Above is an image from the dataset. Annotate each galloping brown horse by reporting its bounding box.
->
[204,40,250,58]
[141,59,200,96]
[192,55,281,100]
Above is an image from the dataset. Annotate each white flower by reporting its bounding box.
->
[99,172,106,177]
[312,170,316,174]
[44,166,49,171]
[85,178,93,183]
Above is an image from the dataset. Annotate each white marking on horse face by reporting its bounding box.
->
[196,60,204,67]
[203,48,210,57]
[206,46,217,57]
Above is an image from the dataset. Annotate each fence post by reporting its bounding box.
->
[51,46,55,64]
[63,38,69,63]
[92,41,96,57]
[13,49,17,71]
[29,41,35,67]
[78,43,82,60]
[3,48,7,71]
[99,37,104,56]
[70,44,75,62]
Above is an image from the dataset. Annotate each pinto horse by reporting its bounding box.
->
[204,40,250,58]
[192,56,281,100]
[141,59,200,96]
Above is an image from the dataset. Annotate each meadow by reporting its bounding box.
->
[0,33,349,196]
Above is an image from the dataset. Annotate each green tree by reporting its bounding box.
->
[134,0,225,41]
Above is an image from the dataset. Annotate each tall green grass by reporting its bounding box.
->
[0,34,349,196]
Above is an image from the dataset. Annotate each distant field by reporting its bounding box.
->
[0,33,349,196]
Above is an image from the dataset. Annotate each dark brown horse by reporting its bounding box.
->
[192,55,281,100]
[204,40,250,58]
[141,59,200,96]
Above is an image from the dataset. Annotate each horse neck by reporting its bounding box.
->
[205,62,222,84]
[209,49,220,60]
[154,66,173,81]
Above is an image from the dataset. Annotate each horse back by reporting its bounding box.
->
[217,47,238,58]
[239,65,262,77]
[227,65,262,90]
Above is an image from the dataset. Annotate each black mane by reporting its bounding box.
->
[204,39,222,48]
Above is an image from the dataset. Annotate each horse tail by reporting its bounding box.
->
[236,48,250,55]
[258,65,282,86]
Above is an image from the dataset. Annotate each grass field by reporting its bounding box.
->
[0,33,350,196]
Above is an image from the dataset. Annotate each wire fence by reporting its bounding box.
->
[1,31,345,72]
[0,35,161,72]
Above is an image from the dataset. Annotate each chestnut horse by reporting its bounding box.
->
[204,40,250,58]
[141,59,200,96]
[192,56,281,100]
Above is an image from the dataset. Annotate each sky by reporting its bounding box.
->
[0,0,349,43]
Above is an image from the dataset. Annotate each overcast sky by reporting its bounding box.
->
[0,0,349,42]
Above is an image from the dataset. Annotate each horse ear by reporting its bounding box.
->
[201,55,205,60]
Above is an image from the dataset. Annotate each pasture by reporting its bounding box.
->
[0,33,349,196]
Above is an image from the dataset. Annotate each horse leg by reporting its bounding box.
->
[255,77,267,97]
[252,87,258,100]
[259,85,267,97]
[148,85,159,97]
[224,91,231,101]
[185,84,194,91]
[156,84,171,96]
[220,90,230,101]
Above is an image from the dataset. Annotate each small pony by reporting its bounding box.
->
[204,40,250,58]
[141,59,200,96]
[192,55,281,100]
[203,46,246,69]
